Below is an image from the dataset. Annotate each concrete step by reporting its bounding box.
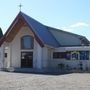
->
[14,68,35,73]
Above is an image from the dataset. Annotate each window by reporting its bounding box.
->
[53,52,66,59]
[66,52,71,60]
[5,53,7,58]
[79,51,89,60]
[21,35,34,49]
[53,51,90,60]
[71,51,79,60]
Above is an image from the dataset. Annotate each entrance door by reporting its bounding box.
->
[21,52,33,68]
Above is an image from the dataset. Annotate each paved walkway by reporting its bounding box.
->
[0,71,90,90]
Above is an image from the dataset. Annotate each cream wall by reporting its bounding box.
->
[49,47,90,70]
[42,47,48,68]
[50,58,90,70]
[11,26,34,68]
[0,45,4,68]
[4,26,46,70]
[34,39,43,69]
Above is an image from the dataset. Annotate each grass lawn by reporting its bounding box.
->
[0,71,90,90]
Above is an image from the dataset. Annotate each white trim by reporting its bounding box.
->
[56,46,90,51]
[45,44,55,49]
[71,51,80,60]
[21,49,33,52]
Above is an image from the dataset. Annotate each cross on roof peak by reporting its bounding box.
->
[19,4,22,11]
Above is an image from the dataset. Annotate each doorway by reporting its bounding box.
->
[21,52,33,68]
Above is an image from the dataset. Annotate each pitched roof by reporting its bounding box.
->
[0,12,89,47]
[47,26,90,46]
[20,12,90,47]
[20,12,60,47]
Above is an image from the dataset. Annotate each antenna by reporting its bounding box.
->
[19,3,22,11]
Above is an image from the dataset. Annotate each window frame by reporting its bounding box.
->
[53,51,90,60]
[21,35,34,49]
[53,52,67,59]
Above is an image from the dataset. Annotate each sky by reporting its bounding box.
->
[0,0,90,40]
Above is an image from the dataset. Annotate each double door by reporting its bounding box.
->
[21,52,33,68]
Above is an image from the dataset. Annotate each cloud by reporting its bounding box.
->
[61,22,89,32]
[69,22,89,28]
[61,27,73,32]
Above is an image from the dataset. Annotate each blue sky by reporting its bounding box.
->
[0,0,90,40]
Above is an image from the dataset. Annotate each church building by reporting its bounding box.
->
[0,12,90,72]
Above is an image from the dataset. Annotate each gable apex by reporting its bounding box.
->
[0,12,60,47]
[18,12,60,47]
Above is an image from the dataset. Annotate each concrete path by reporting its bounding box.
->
[0,71,90,90]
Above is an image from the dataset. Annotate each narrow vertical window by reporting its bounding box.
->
[5,53,7,58]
